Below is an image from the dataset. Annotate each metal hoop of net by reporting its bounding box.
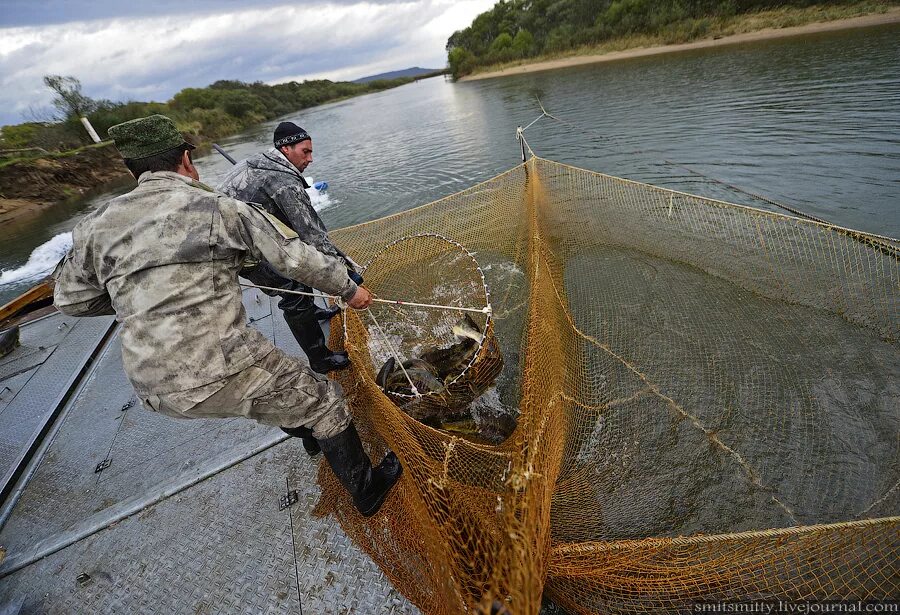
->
[361,233,502,424]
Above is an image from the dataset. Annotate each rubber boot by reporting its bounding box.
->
[313,304,341,322]
[0,325,20,360]
[283,311,350,374]
[281,425,321,456]
[318,422,403,517]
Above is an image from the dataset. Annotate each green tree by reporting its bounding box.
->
[171,88,219,110]
[491,32,514,52]
[448,47,478,79]
[220,90,263,118]
[0,123,42,149]
[511,29,535,57]
[43,75,97,119]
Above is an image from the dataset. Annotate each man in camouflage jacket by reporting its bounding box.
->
[218,122,356,378]
[53,115,401,517]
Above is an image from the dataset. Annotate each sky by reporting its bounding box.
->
[0,0,494,126]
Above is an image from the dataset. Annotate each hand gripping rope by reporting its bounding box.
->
[239,233,494,398]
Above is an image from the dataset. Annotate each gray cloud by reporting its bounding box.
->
[0,0,415,27]
[0,0,493,126]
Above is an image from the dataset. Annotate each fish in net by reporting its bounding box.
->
[360,234,513,443]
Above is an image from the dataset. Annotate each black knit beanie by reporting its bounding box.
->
[273,122,311,148]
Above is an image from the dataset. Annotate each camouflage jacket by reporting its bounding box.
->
[53,171,358,396]
[217,148,352,267]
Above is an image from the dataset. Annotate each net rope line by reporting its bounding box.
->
[525,97,900,245]
[237,283,491,315]
[855,477,900,519]
[542,156,900,254]
[552,515,900,555]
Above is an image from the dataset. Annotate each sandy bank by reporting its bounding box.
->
[461,8,900,82]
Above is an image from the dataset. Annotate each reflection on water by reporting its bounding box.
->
[196,22,900,240]
[2,23,898,306]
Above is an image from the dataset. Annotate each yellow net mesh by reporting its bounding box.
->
[317,156,899,614]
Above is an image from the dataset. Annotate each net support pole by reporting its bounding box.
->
[517,126,527,162]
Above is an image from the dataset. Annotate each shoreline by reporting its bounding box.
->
[0,198,59,224]
[0,143,131,222]
[460,8,900,81]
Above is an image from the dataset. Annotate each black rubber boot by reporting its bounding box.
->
[313,304,342,322]
[318,422,403,517]
[281,425,321,456]
[0,325,20,360]
[283,311,351,374]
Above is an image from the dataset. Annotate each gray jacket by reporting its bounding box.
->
[217,148,350,266]
[54,171,358,396]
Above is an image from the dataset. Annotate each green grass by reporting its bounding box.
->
[0,140,115,170]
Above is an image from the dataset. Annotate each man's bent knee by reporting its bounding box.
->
[306,398,351,440]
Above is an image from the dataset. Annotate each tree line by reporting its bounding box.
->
[446,0,868,78]
[1,73,434,154]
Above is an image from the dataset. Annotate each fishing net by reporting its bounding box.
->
[360,234,506,440]
[314,156,898,614]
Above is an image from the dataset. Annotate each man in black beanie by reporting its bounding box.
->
[218,122,361,455]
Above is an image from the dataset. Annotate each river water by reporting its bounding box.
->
[1,22,898,306]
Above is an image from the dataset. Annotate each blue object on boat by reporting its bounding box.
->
[313,181,328,191]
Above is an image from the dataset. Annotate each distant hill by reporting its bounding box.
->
[352,67,443,83]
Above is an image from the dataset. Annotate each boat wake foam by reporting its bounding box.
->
[0,232,72,287]
[305,177,335,212]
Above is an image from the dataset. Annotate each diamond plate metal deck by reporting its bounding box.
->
[0,296,417,614]
[0,369,37,417]
[0,313,116,499]
[0,443,417,614]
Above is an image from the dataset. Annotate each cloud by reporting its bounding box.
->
[0,0,415,27]
[0,0,494,126]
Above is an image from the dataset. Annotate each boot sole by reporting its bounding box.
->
[310,361,352,374]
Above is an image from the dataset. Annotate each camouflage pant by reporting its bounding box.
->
[141,349,351,439]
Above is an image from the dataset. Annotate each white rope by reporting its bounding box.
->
[516,127,536,159]
[516,101,563,159]
[516,95,566,158]
[375,298,491,315]
[238,282,491,314]
[521,113,545,132]
[366,309,421,397]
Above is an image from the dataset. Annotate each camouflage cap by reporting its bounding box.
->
[108,114,194,160]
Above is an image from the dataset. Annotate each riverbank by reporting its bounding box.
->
[461,6,900,81]
[0,73,438,221]
[0,142,130,222]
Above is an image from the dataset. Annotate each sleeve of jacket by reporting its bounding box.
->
[52,233,115,317]
[218,196,358,302]
[271,183,346,262]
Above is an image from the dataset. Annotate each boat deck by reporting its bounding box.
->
[0,287,417,614]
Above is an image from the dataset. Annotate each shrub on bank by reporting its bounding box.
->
[1,75,427,157]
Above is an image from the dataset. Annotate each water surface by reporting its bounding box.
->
[1,22,898,305]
